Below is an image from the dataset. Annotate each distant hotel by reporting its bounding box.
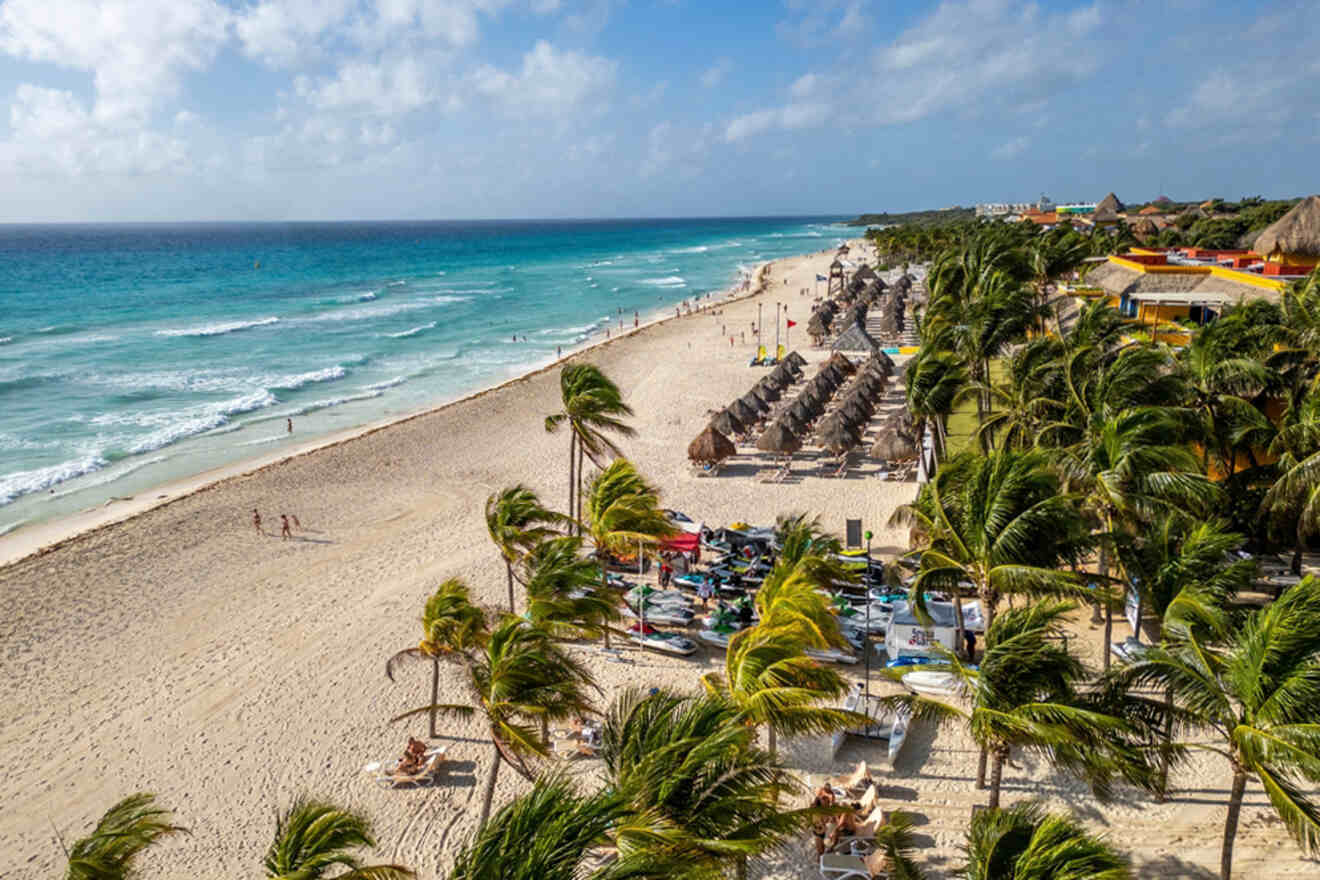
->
[975,196,1098,219]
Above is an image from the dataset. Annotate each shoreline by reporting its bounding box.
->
[0,248,829,571]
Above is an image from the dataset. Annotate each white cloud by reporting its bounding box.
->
[777,0,869,48]
[699,59,733,88]
[470,40,615,114]
[297,55,438,115]
[1,83,190,176]
[789,73,821,99]
[868,0,1102,124]
[0,0,230,120]
[723,102,830,142]
[640,120,711,178]
[234,0,356,67]
[990,136,1028,160]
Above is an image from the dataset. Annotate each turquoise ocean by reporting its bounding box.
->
[0,217,846,534]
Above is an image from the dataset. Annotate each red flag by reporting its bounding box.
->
[786,319,797,328]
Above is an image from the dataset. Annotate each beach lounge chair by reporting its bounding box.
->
[364,746,448,788]
[692,460,721,477]
[819,851,891,880]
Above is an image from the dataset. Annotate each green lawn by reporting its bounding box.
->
[944,358,1006,456]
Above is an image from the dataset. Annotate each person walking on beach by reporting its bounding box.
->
[287,418,292,433]
[634,311,639,327]
[280,514,292,540]
[252,509,262,535]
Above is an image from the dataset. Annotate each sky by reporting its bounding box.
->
[0,0,1317,222]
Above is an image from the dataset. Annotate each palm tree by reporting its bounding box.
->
[960,800,1130,880]
[893,450,1091,648]
[581,458,674,647]
[386,578,487,738]
[486,486,562,612]
[890,601,1153,805]
[394,616,598,831]
[263,799,412,879]
[970,337,1065,452]
[1176,318,1274,479]
[904,342,967,463]
[1113,578,1320,880]
[701,622,860,755]
[544,364,636,533]
[448,774,654,880]
[60,793,186,880]
[521,535,617,640]
[600,687,820,879]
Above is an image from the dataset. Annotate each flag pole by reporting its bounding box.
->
[775,302,781,360]
[757,303,762,356]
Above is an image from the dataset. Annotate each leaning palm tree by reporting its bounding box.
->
[448,774,676,880]
[581,458,674,647]
[386,578,487,738]
[892,450,1092,647]
[960,800,1130,880]
[1112,578,1320,880]
[521,535,617,640]
[545,364,636,532]
[889,601,1154,805]
[394,616,599,831]
[600,687,820,879]
[701,621,860,755]
[263,798,412,880]
[61,793,186,880]
[486,485,562,612]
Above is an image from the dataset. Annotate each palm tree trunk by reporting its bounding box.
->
[1103,598,1114,673]
[505,560,516,614]
[479,744,503,832]
[736,856,747,880]
[767,725,776,756]
[601,567,611,650]
[1220,766,1248,880]
[1156,686,1174,802]
[976,746,988,790]
[952,587,968,659]
[1094,543,1108,626]
[567,432,576,536]
[576,441,585,536]
[977,583,995,636]
[429,657,440,738]
[1292,527,1305,577]
[988,747,1007,809]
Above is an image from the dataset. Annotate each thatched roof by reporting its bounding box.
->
[776,409,807,435]
[729,398,759,424]
[755,380,782,402]
[832,322,881,353]
[1133,218,1159,240]
[756,421,803,455]
[688,425,737,463]
[1138,205,1164,216]
[1254,196,1320,260]
[1097,192,1125,215]
[711,409,744,436]
[852,265,877,283]
[789,398,818,423]
[787,351,806,367]
[828,352,856,374]
[816,419,860,454]
[742,390,770,413]
[1086,259,1276,301]
[871,431,917,461]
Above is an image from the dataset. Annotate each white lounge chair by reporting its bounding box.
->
[819,851,890,880]
[364,745,448,788]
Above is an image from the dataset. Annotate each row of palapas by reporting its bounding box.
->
[688,350,921,464]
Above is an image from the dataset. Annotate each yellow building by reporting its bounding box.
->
[1253,195,1320,276]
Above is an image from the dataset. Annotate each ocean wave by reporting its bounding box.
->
[365,376,406,391]
[0,431,60,452]
[433,295,473,305]
[388,322,436,339]
[287,389,383,416]
[269,365,348,390]
[45,454,171,501]
[0,519,24,536]
[124,390,279,455]
[388,280,407,287]
[0,337,11,345]
[36,324,78,335]
[0,453,110,506]
[156,316,280,338]
[236,435,287,448]
[641,276,687,287]
[674,245,709,254]
[305,302,431,323]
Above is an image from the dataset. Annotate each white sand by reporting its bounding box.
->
[0,240,1308,879]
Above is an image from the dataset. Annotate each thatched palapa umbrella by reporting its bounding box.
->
[757,420,803,456]
[828,352,856,374]
[712,408,744,437]
[1253,195,1320,264]
[817,419,860,455]
[871,431,917,461]
[688,425,736,464]
[787,351,806,367]
[776,409,807,436]
[755,380,782,402]
[742,390,770,414]
[730,397,759,425]
[789,398,817,424]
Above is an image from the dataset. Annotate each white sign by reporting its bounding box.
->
[886,623,958,659]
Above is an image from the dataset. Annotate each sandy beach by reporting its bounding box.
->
[0,240,1307,879]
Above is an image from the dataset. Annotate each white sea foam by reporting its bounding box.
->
[288,389,384,416]
[432,295,473,305]
[0,453,111,505]
[365,376,406,391]
[0,337,11,345]
[674,245,709,254]
[388,280,407,287]
[45,454,171,500]
[641,276,687,287]
[306,302,431,323]
[156,316,280,338]
[267,366,348,390]
[236,435,287,447]
[388,322,436,339]
[124,390,279,455]
[0,519,24,536]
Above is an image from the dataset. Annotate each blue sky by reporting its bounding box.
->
[0,0,1317,221]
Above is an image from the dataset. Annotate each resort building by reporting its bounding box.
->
[1252,194,1320,276]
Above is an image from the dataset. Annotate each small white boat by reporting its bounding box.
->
[806,647,859,665]
[1109,636,1147,664]
[902,669,961,697]
[888,705,911,763]
[622,602,695,627]
[627,625,697,656]
[698,626,738,649]
[624,586,693,608]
